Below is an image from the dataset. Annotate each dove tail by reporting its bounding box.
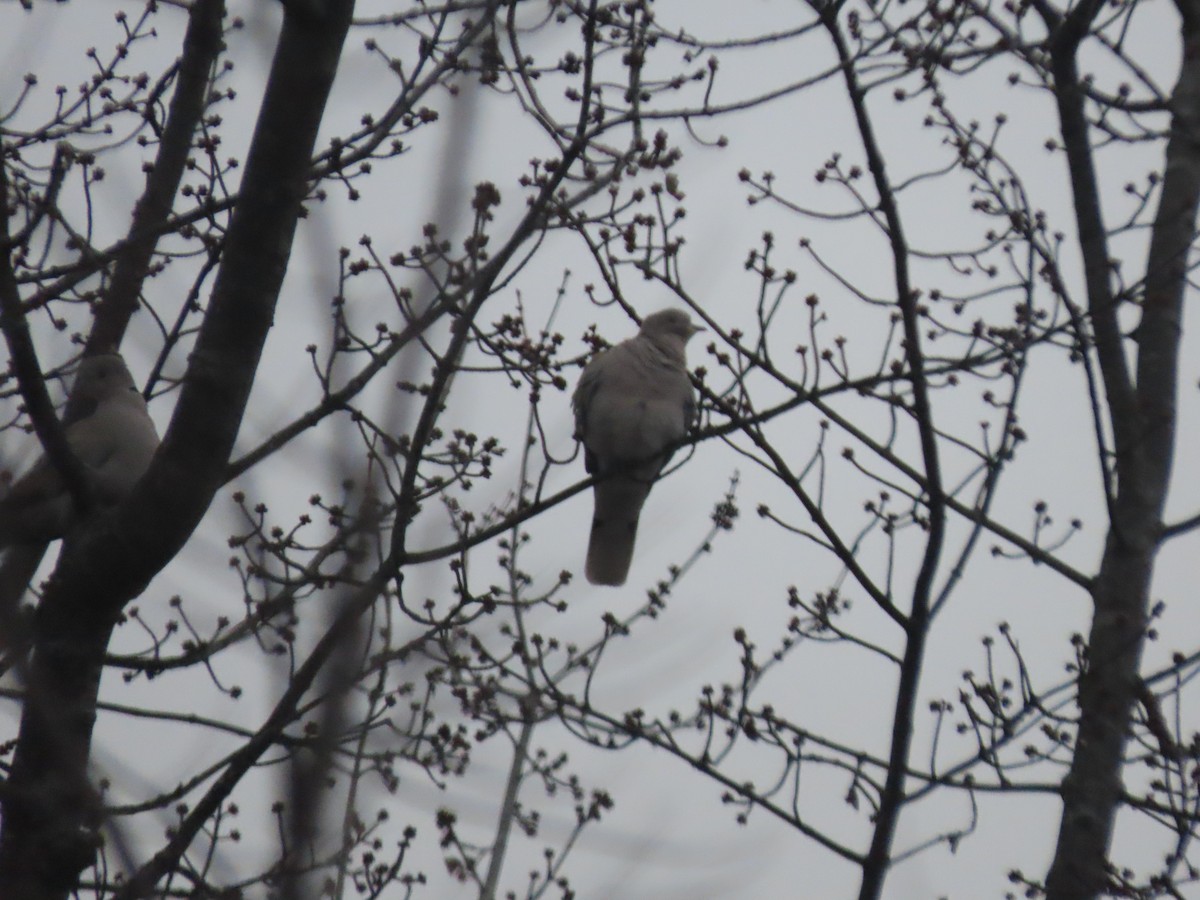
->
[585,476,651,586]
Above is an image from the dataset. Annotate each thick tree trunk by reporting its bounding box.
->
[0,2,356,897]
[1044,6,1200,896]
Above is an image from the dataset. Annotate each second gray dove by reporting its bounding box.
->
[0,354,160,547]
[573,309,703,586]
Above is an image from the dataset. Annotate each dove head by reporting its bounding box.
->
[639,309,704,345]
[72,354,138,406]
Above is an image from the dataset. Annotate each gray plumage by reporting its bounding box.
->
[0,354,159,547]
[572,309,702,586]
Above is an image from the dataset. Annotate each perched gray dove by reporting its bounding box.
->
[0,354,159,547]
[572,309,703,586]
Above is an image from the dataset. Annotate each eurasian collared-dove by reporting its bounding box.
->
[0,354,159,547]
[572,309,703,586]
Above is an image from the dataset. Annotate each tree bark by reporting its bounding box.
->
[0,2,356,897]
[1044,5,1200,896]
